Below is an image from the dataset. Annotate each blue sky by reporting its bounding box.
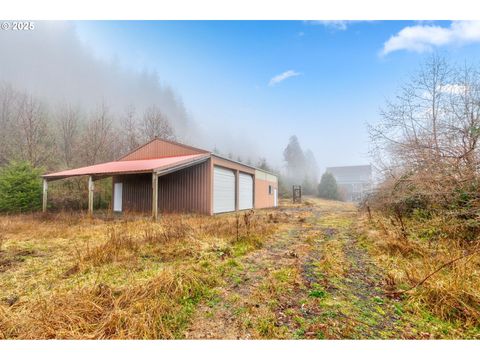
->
[74,20,480,171]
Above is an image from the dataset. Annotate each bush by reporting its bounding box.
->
[318,172,339,200]
[0,161,43,213]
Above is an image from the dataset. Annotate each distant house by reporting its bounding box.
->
[43,138,278,218]
[325,165,372,202]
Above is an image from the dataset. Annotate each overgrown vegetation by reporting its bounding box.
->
[0,210,277,339]
[364,54,480,330]
[1,197,478,339]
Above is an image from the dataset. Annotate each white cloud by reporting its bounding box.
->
[268,70,301,86]
[440,84,467,95]
[381,21,480,56]
[307,20,350,31]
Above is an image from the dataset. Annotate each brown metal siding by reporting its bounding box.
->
[120,138,207,161]
[113,174,152,213]
[255,178,278,209]
[157,159,211,214]
[113,159,212,215]
[111,154,277,215]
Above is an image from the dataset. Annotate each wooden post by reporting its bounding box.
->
[152,172,158,220]
[88,176,94,217]
[42,178,48,212]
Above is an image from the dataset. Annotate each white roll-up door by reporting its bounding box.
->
[239,172,253,210]
[214,166,236,213]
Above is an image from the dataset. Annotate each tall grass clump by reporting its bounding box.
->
[0,265,217,339]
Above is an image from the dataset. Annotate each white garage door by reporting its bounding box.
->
[239,172,253,210]
[214,166,236,214]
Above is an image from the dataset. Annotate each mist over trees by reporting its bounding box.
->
[0,23,193,136]
[282,135,319,195]
[0,83,186,171]
[0,22,270,165]
[0,22,196,171]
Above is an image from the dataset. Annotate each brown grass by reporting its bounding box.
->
[1,265,216,339]
[0,209,278,339]
[357,213,480,328]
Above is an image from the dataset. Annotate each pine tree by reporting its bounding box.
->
[0,161,43,212]
[318,172,339,200]
[283,135,306,184]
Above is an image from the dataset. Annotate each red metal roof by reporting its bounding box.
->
[44,154,210,179]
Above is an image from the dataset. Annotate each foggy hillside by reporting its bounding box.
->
[0,22,272,164]
[0,22,195,140]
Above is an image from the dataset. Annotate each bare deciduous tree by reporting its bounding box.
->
[141,105,176,142]
[81,103,116,165]
[16,94,54,167]
[369,54,480,218]
[56,104,81,167]
[120,106,140,153]
[0,84,19,165]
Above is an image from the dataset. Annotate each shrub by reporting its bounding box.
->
[0,161,43,213]
[317,172,339,200]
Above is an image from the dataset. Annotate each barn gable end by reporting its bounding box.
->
[119,138,209,161]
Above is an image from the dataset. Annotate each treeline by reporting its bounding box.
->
[0,82,185,212]
[0,82,181,171]
[0,81,329,210]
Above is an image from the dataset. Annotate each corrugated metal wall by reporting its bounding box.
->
[157,159,211,214]
[113,173,152,213]
[113,159,212,215]
[120,138,207,161]
[111,154,278,215]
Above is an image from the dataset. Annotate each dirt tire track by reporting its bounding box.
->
[186,199,411,339]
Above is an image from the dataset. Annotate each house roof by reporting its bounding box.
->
[326,165,372,183]
[43,153,210,180]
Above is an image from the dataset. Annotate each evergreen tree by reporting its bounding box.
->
[283,135,306,184]
[318,172,340,200]
[0,161,43,212]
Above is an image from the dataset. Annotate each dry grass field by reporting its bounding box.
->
[0,199,478,339]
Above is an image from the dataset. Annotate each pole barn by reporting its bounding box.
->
[42,138,279,219]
